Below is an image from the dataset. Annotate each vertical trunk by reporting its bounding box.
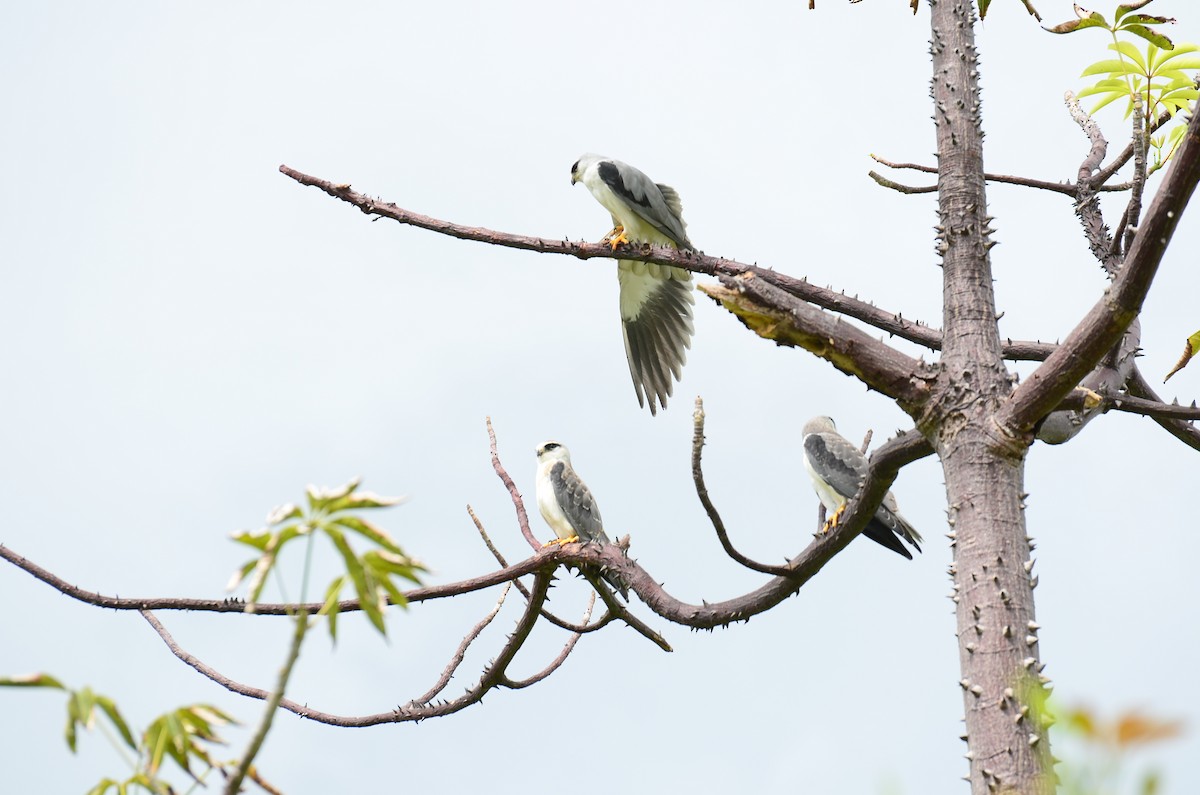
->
[927,1,1054,792]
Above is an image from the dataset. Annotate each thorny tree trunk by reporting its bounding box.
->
[927,2,1053,793]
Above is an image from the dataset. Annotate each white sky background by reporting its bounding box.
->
[2,1,1197,792]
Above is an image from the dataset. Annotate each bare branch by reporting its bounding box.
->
[999,104,1200,435]
[870,154,1131,195]
[466,504,610,634]
[410,583,511,705]
[501,592,594,689]
[691,397,793,577]
[1126,366,1200,452]
[867,170,936,194]
[628,429,935,630]
[143,572,559,727]
[701,275,933,408]
[280,164,1057,364]
[487,417,539,552]
[1067,92,1121,277]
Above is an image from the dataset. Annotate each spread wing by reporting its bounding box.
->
[549,461,609,544]
[597,160,693,250]
[619,265,694,415]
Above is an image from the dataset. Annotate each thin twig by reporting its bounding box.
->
[501,592,594,689]
[1126,366,1200,452]
[487,417,539,551]
[870,154,1131,195]
[867,170,937,194]
[466,504,609,633]
[409,583,510,706]
[223,611,307,795]
[691,397,794,577]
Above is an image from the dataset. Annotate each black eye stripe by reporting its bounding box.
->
[570,160,580,175]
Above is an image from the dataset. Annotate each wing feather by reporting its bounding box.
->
[549,461,609,544]
[597,160,693,250]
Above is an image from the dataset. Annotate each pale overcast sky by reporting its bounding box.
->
[2,1,1198,793]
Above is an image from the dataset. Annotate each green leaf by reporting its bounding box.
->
[95,695,137,751]
[1081,58,1143,77]
[325,526,386,635]
[0,673,67,689]
[978,0,990,19]
[306,478,361,512]
[1115,0,1156,24]
[86,779,120,795]
[265,502,303,526]
[320,575,346,641]
[331,515,405,555]
[1158,56,1200,72]
[225,558,259,592]
[1045,16,1110,34]
[1164,330,1200,381]
[1118,14,1175,29]
[325,490,404,514]
[65,691,81,752]
[229,529,273,551]
[1112,40,1149,70]
[364,548,426,584]
[1124,24,1174,49]
[1087,90,1129,115]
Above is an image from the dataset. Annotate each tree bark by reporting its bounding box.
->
[927,1,1053,792]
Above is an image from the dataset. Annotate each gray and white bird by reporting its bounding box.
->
[535,440,629,599]
[801,416,923,560]
[570,154,695,415]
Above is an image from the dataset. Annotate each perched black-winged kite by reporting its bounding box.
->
[570,154,695,415]
[802,416,923,560]
[535,440,629,599]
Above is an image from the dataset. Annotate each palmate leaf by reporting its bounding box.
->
[229,478,422,634]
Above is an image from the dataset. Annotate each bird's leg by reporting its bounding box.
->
[820,504,848,534]
[542,535,580,547]
[602,225,629,250]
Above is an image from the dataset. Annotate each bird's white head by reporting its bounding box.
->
[570,154,603,185]
[802,416,837,437]
[536,440,571,464]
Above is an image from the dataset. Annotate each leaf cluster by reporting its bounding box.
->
[228,478,426,640]
[0,674,243,795]
[1048,2,1199,171]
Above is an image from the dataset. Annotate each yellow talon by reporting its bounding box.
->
[821,504,848,534]
[605,228,630,251]
[542,535,580,548]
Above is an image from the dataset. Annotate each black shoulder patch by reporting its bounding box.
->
[597,160,652,208]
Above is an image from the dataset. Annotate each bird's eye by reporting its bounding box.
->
[544,442,560,451]
[570,161,579,175]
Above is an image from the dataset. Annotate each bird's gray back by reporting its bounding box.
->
[597,160,693,249]
[549,460,609,543]
[803,432,868,500]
